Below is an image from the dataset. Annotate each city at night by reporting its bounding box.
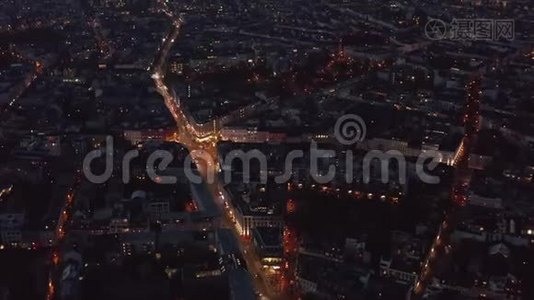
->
[0,0,533,299]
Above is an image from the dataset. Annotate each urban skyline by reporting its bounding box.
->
[0,0,533,300]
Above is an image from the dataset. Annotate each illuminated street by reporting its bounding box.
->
[150,2,275,298]
[46,171,82,300]
[413,76,481,299]
[1,49,44,113]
